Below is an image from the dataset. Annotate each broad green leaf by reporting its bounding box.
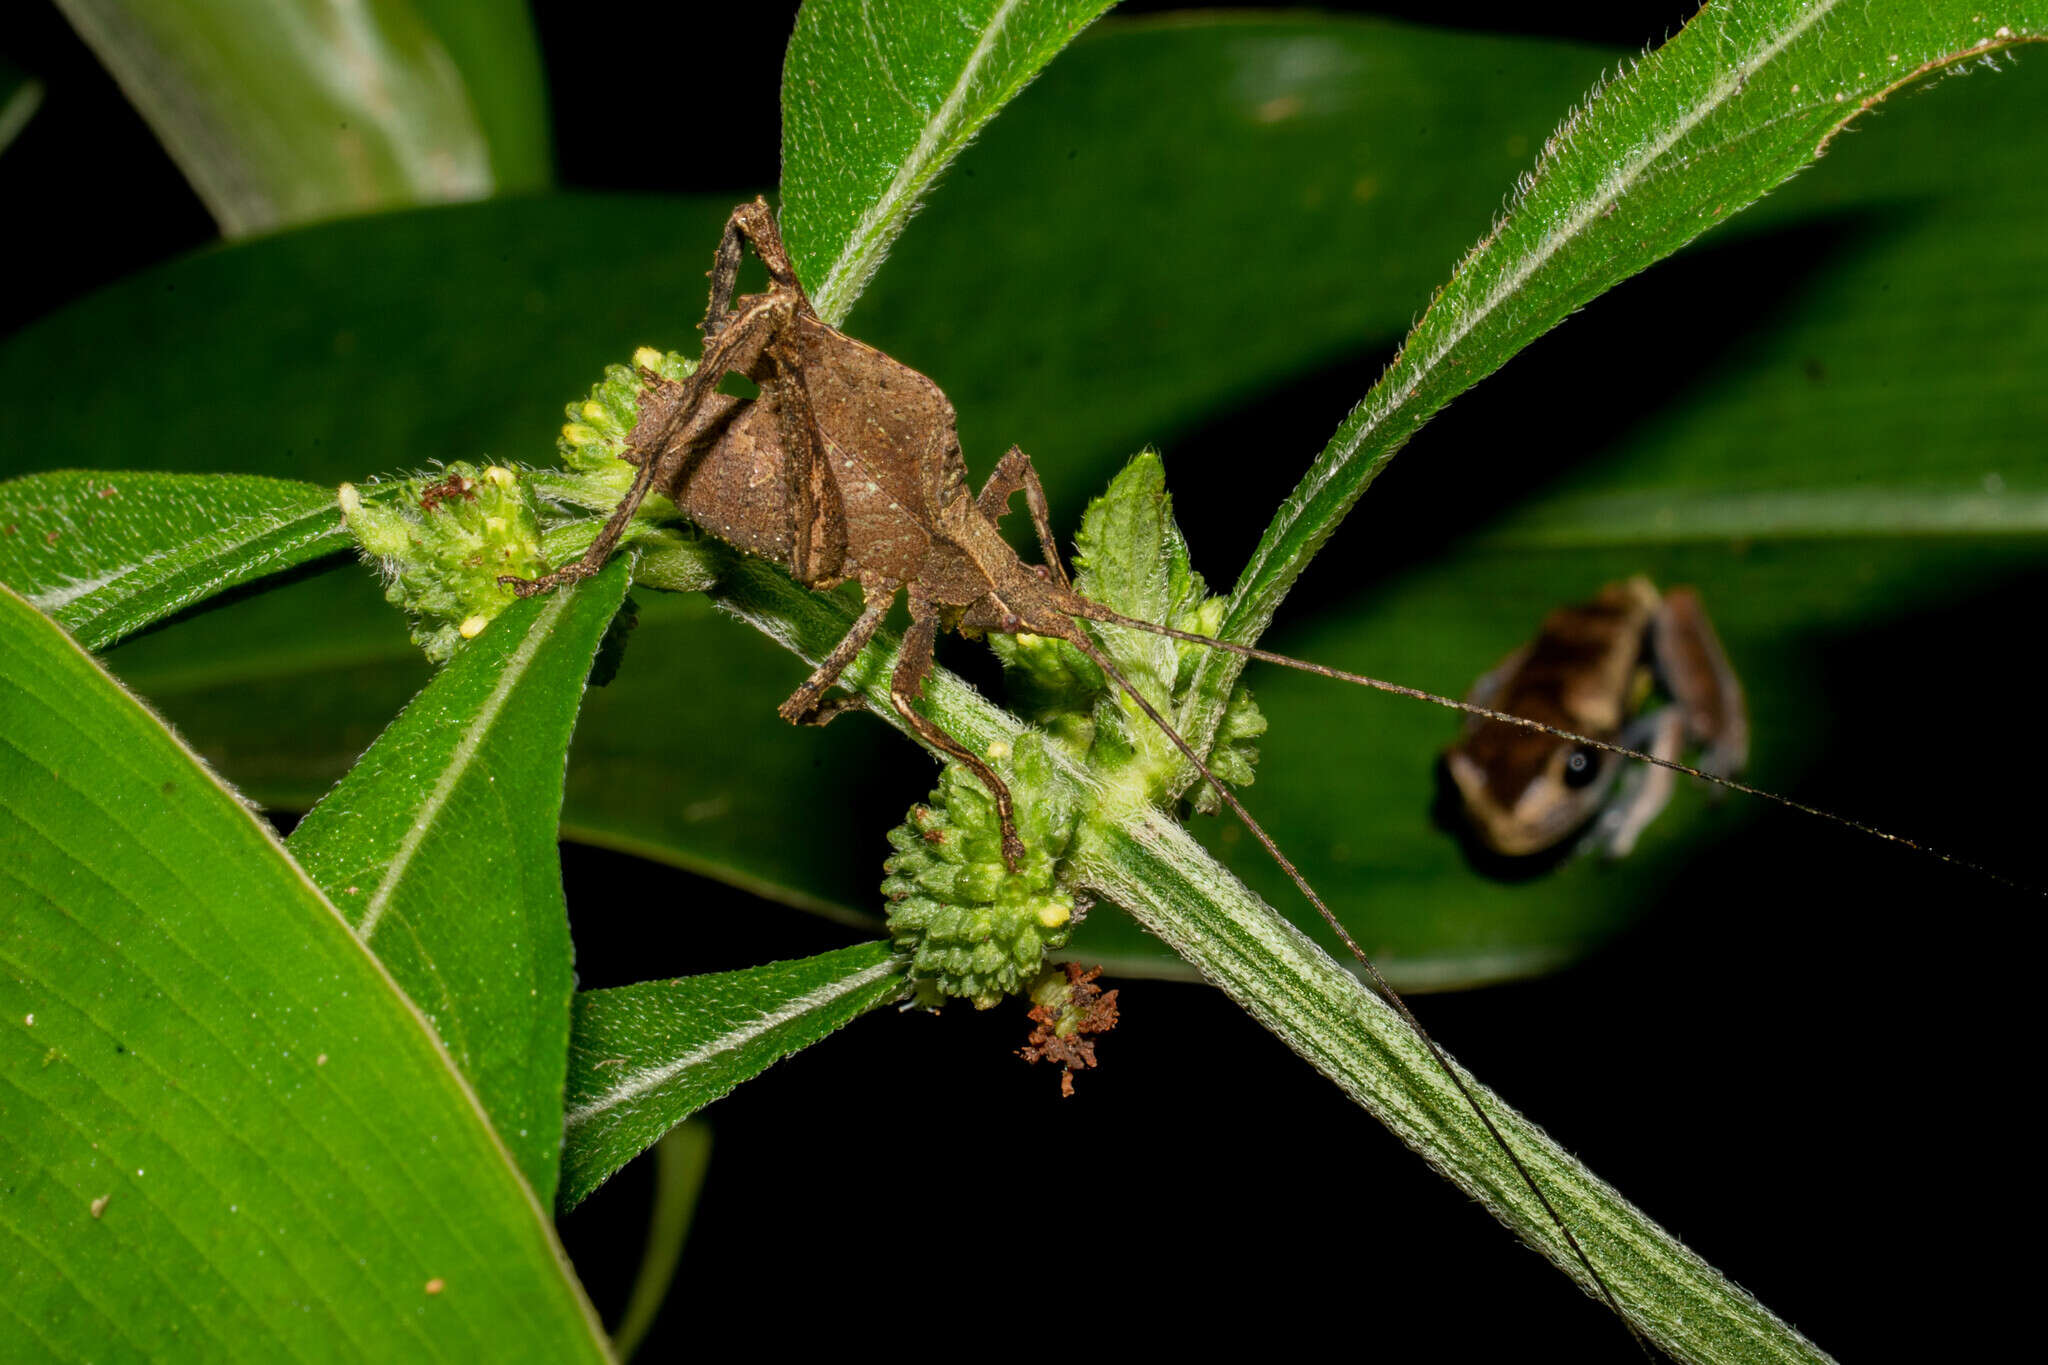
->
[1187,1,2048,743]
[288,557,631,1205]
[49,0,549,236]
[0,584,608,1362]
[780,0,1117,324]
[0,56,41,157]
[560,941,906,1209]
[0,470,347,651]
[0,196,740,490]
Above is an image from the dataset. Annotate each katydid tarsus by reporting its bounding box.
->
[505,199,2031,1354]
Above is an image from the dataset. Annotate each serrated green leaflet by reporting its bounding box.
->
[287,557,630,1205]
[0,585,608,1362]
[561,941,906,1209]
[0,471,347,651]
[780,0,1117,324]
[49,0,547,236]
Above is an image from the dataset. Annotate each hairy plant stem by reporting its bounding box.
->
[694,545,1829,1365]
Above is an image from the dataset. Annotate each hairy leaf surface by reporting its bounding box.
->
[287,558,630,1203]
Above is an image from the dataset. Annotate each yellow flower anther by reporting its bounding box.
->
[562,423,601,446]
[458,615,490,639]
[581,401,607,421]
[1036,903,1071,929]
[986,740,1013,761]
[483,465,514,486]
[632,346,663,371]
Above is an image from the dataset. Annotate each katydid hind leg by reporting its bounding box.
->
[704,197,803,341]
[894,587,1027,872]
[777,581,891,726]
[758,342,845,586]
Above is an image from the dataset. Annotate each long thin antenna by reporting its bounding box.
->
[1087,607,2037,898]
[1064,630,1655,1359]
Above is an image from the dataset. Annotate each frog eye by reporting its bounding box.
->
[1562,747,1603,789]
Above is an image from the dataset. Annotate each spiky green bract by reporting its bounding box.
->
[337,462,547,662]
[882,734,1080,1009]
[992,451,1265,814]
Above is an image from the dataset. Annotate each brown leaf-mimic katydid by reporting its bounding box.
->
[504,199,2033,1353]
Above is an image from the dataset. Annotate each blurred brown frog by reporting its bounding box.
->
[1445,577,1748,859]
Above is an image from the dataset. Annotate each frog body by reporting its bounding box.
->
[1444,577,1747,859]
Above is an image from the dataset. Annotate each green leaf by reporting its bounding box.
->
[0,196,740,490]
[0,55,42,157]
[287,557,631,1205]
[0,471,347,651]
[1186,1,2048,745]
[780,0,1117,324]
[49,0,550,236]
[560,941,906,1209]
[0,584,608,1361]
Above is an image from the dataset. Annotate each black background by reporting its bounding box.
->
[3,3,2031,1360]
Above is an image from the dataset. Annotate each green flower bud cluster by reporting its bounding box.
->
[883,735,1080,1010]
[336,463,547,662]
[554,346,697,499]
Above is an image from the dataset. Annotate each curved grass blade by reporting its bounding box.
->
[780,0,1117,324]
[287,557,631,1205]
[0,57,42,157]
[561,941,907,1209]
[0,584,609,1361]
[48,0,546,235]
[0,471,346,651]
[1186,1,2048,746]
[610,1123,710,1362]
